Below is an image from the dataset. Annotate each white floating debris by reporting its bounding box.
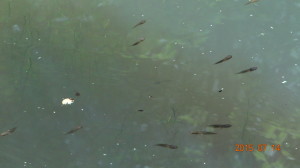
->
[62,98,74,105]
[282,80,287,84]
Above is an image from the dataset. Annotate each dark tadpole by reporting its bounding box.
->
[208,124,232,128]
[75,92,80,96]
[132,20,146,29]
[191,131,216,135]
[65,125,83,135]
[155,144,178,149]
[0,127,17,136]
[214,55,233,64]
[137,109,144,112]
[236,67,257,74]
[131,38,145,46]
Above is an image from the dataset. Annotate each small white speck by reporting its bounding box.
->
[262,47,265,50]
[260,33,265,36]
[219,10,222,13]
[25,37,29,40]
[199,29,203,32]
[238,39,242,42]
[209,50,212,53]
[193,73,197,76]
[250,14,253,17]
[282,80,287,84]
[241,82,245,85]
[37,56,42,60]
[295,147,298,150]
[62,98,74,105]
[204,162,206,165]
[221,97,225,99]
[116,143,119,146]
[103,153,107,156]
[141,14,144,17]
[152,154,156,157]
[290,31,293,34]
[81,109,84,111]
[133,148,137,151]
[109,163,113,165]
[295,64,298,66]
[172,59,176,62]
[181,46,184,48]
[53,111,56,113]
[38,38,41,41]
[23,110,27,113]
[281,76,285,78]
[154,66,158,69]
[182,22,185,25]
[210,24,213,27]
[201,52,205,55]
[285,142,288,145]
[270,26,274,29]
[144,144,148,147]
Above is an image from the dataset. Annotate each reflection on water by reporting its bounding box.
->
[0,0,300,167]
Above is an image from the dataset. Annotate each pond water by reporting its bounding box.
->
[0,0,300,168]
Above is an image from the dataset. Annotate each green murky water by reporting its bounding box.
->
[0,0,300,167]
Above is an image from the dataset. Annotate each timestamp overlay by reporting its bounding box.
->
[235,144,281,152]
